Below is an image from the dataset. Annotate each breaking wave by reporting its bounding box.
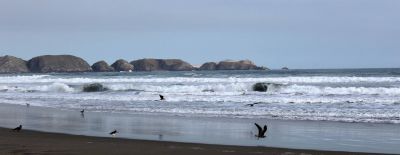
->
[0,82,400,96]
[1,70,400,124]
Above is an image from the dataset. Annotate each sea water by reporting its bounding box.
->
[1,68,400,124]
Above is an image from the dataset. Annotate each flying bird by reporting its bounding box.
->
[254,123,267,138]
[247,103,255,107]
[110,130,118,136]
[159,95,165,101]
[247,102,261,107]
[12,125,22,132]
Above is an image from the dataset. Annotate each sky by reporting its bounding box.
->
[0,0,399,69]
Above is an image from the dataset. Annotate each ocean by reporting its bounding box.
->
[1,68,400,124]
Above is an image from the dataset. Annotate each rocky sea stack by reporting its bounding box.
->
[111,59,134,72]
[83,83,108,92]
[252,83,268,92]
[199,62,217,70]
[131,59,194,71]
[216,60,259,70]
[28,55,92,73]
[0,55,30,73]
[0,54,266,73]
[91,61,114,72]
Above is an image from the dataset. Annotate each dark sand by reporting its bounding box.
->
[0,127,380,155]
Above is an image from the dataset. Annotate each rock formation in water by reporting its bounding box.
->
[252,82,268,92]
[91,60,115,72]
[216,60,259,70]
[130,58,194,71]
[0,55,30,73]
[111,59,134,72]
[199,62,217,70]
[0,54,267,73]
[28,55,92,73]
[83,83,109,92]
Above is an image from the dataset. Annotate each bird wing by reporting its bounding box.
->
[255,123,262,136]
[13,125,21,130]
[262,125,267,135]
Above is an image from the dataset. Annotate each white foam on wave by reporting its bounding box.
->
[33,82,75,92]
[3,94,399,124]
[0,83,75,93]
[106,83,250,93]
[1,80,400,96]
[103,82,400,96]
[278,85,400,96]
[2,89,400,105]
[1,73,400,124]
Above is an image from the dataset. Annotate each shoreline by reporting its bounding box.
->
[1,103,400,154]
[0,103,400,153]
[0,127,377,155]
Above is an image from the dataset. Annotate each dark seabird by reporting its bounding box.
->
[254,123,267,138]
[159,95,165,101]
[247,102,261,107]
[12,125,22,132]
[80,109,85,118]
[247,104,254,107]
[110,130,118,136]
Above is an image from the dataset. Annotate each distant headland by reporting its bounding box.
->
[0,55,267,73]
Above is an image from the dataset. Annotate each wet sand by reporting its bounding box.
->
[0,127,375,155]
[1,103,400,154]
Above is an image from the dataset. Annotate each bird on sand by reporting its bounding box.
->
[12,125,22,132]
[254,123,267,138]
[109,130,118,136]
[80,109,85,118]
[159,94,165,101]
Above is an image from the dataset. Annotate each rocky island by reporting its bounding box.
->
[0,55,267,73]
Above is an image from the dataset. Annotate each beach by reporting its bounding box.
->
[0,127,377,155]
[0,103,399,154]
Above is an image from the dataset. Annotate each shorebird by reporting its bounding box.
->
[159,94,165,101]
[254,123,267,138]
[80,109,85,118]
[109,130,118,136]
[12,125,22,132]
[26,103,30,107]
[247,102,261,107]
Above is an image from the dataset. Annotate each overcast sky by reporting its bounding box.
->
[0,0,399,69]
